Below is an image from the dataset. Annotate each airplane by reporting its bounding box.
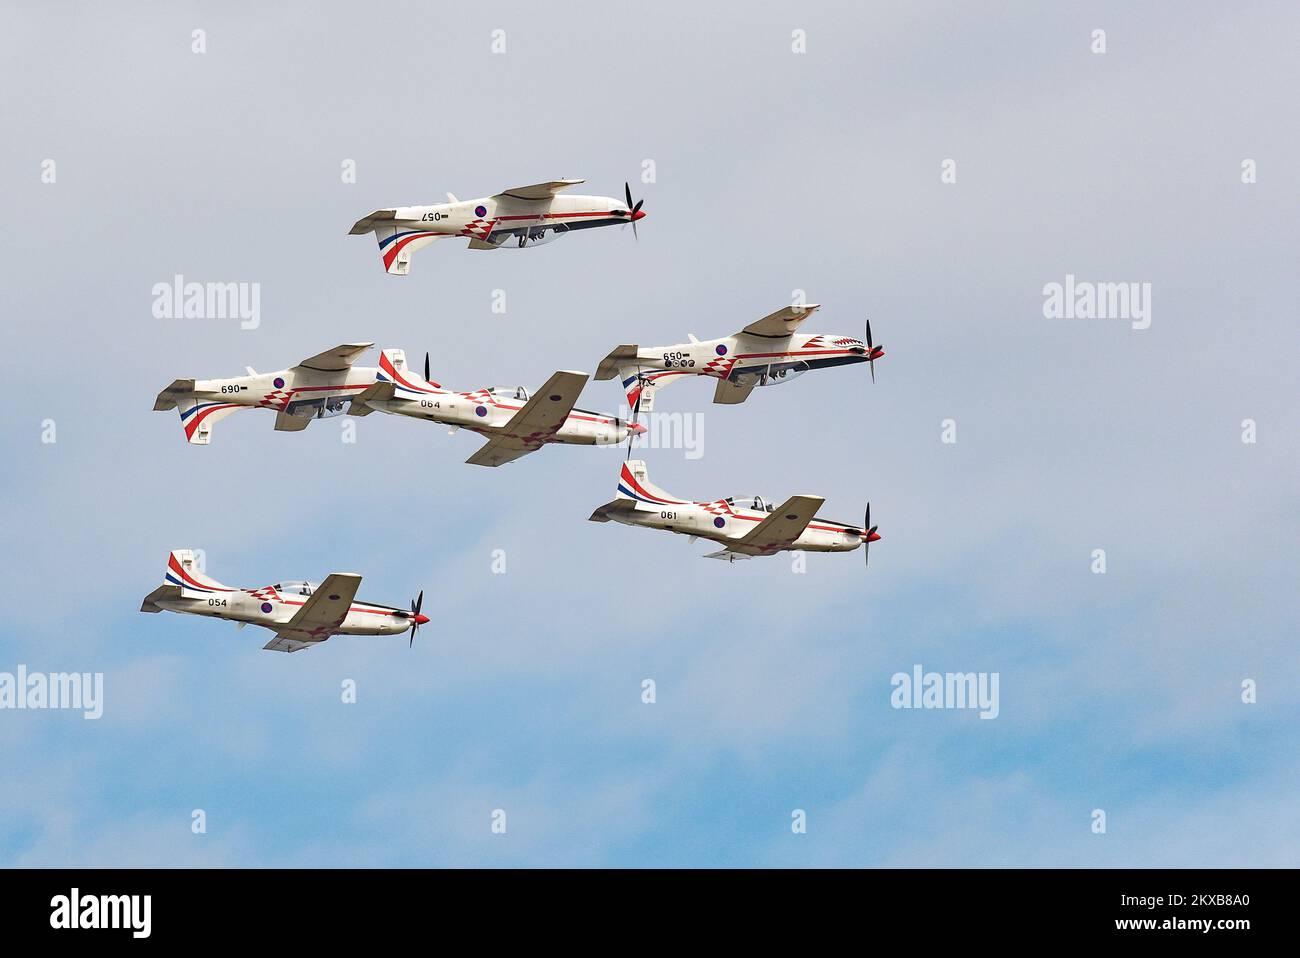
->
[153,344,640,461]
[349,179,647,275]
[349,348,644,467]
[594,303,884,415]
[154,342,379,445]
[589,460,881,564]
[139,550,429,653]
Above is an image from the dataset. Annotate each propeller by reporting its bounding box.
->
[424,352,431,383]
[407,590,425,647]
[862,503,878,567]
[865,320,876,384]
[619,182,645,241]
[625,372,646,460]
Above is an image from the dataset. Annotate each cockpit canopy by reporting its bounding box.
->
[273,580,319,596]
[487,385,529,402]
[724,495,774,513]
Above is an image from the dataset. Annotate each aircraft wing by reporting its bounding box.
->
[263,635,318,653]
[465,370,588,467]
[741,304,822,338]
[732,495,826,554]
[292,342,375,373]
[154,379,195,411]
[713,377,757,405]
[493,179,585,201]
[274,410,311,432]
[264,572,363,651]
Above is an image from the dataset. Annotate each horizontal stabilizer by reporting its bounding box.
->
[348,381,396,415]
[595,345,638,381]
[140,584,182,613]
[349,209,397,235]
[588,499,639,523]
[154,379,196,411]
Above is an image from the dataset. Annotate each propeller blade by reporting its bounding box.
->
[865,503,870,531]
[408,589,425,647]
[632,218,639,242]
[625,379,645,460]
[632,199,644,215]
[865,320,877,383]
[625,181,633,210]
[424,352,431,382]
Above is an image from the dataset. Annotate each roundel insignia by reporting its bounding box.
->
[273,377,285,389]
[714,517,726,529]
[716,344,728,356]
[260,602,273,613]
[475,205,487,217]
[475,406,488,417]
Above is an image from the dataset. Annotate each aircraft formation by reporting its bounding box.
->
[143,178,886,652]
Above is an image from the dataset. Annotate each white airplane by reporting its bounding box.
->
[590,460,881,564]
[594,304,884,414]
[153,344,639,463]
[349,179,647,275]
[349,348,643,467]
[139,550,429,653]
[154,342,379,445]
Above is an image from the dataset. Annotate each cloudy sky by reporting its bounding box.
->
[1,1,1296,866]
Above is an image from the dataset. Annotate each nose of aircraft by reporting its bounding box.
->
[631,208,647,222]
[866,530,882,542]
[413,613,430,626]
[628,421,647,435]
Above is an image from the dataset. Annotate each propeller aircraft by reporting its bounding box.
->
[594,303,883,417]
[140,550,428,653]
[349,179,646,275]
[589,460,881,564]
[153,344,640,463]
[351,349,643,466]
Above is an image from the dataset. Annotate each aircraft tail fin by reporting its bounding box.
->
[591,459,679,521]
[174,397,242,445]
[374,225,440,276]
[163,550,233,598]
[377,348,441,391]
[618,459,678,506]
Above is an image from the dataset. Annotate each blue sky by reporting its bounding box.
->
[1,1,1296,866]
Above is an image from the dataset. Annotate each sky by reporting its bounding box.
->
[1,1,1296,867]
